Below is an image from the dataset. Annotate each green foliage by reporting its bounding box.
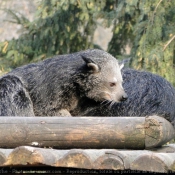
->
[0,0,106,69]
[107,0,137,57]
[0,0,175,86]
[130,0,175,86]
[107,0,175,86]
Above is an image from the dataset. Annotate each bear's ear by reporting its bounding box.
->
[119,57,131,70]
[81,55,99,73]
[119,62,124,70]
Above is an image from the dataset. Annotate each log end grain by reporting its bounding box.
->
[0,152,7,166]
[145,115,175,148]
[4,146,56,166]
[130,153,173,173]
[94,153,124,170]
[57,150,92,169]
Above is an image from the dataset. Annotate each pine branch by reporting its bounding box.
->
[141,0,163,57]
[154,0,163,13]
[163,35,175,51]
[151,0,163,26]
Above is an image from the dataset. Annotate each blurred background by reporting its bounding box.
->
[0,0,175,86]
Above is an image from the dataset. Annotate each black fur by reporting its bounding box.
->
[0,75,34,116]
[0,49,126,116]
[72,68,175,127]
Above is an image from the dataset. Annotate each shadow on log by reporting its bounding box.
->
[0,116,174,149]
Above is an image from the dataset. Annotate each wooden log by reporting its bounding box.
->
[0,116,174,149]
[130,152,175,173]
[93,153,124,170]
[3,146,175,173]
[5,146,94,169]
[150,144,175,153]
[2,146,151,169]
[84,149,125,170]
[4,145,175,168]
[145,115,175,148]
[0,149,12,165]
[103,150,151,169]
[4,146,62,166]
[57,149,93,169]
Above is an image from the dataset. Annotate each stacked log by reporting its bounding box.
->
[0,115,174,173]
[0,145,174,173]
[0,115,174,149]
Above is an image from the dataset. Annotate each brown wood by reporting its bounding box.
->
[104,150,151,169]
[57,149,92,169]
[0,117,146,149]
[4,146,59,166]
[94,153,124,170]
[0,116,173,149]
[145,115,175,148]
[0,152,7,165]
[131,152,175,173]
[2,145,175,173]
[0,149,12,165]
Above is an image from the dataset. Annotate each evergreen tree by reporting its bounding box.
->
[0,0,106,69]
[130,0,175,86]
[0,0,175,86]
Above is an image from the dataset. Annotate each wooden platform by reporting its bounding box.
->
[0,144,174,173]
[0,116,174,173]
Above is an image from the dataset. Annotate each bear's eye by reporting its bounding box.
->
[109,82,116,87]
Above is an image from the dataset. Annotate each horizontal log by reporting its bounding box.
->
[104,150,150,170]
[150,144,175,153]
[130,152,175,173]
[145,115,175,148]
[0,149,12,165]
[2,145,175,173]
[0,116,174,149]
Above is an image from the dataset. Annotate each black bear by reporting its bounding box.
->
[0,49,127,116]
[72,68,175,127]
